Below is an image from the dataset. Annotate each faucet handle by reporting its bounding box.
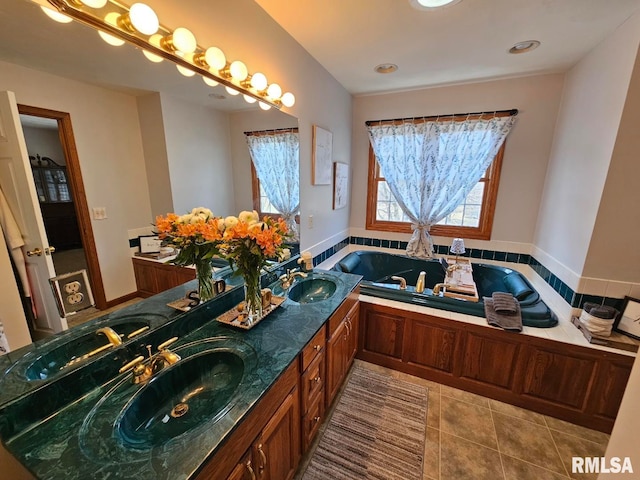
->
[119,355,145,374]
[157,337,179,351]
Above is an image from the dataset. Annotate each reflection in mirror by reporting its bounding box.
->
[0,1,300,348]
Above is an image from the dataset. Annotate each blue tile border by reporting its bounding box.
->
[313,234,625,312]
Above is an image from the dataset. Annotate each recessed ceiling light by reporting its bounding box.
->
[509,40,541,54]
[409,0,462,10]
[375,63,398,74]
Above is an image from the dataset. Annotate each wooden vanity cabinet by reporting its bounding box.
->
[132,257,195,297]
[326,287,360,408]
[300,328,326,451]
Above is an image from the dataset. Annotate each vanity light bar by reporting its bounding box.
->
[41,0,295,109]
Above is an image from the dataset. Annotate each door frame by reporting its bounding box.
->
[18,104,107,310]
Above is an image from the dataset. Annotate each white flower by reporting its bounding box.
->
[239,210,260,225]
[191,207,213,219]
[225,216,239,228]
[178,214,193,224]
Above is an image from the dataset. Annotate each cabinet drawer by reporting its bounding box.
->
[302,392,325,452]
[301,327,326,372]
[301,351,325,415]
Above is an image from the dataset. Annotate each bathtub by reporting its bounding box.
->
[331,250,558,328]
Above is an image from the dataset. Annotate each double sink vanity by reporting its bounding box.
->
[0,256,362,480]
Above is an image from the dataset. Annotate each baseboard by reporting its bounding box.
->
[105,291,139,309]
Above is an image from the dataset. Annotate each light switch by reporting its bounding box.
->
[92,207,107,220]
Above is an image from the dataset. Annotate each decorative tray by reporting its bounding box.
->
[216,295,286,330]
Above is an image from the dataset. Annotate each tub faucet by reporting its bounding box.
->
[279,268,307,290]
[391,276,407,290]
[96,327,123,346]
[433,283,456,295]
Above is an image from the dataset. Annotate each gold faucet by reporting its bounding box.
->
[390,276,407,290]
[433,283,456,295]
[96,327,123,346]
[119,337,181,384]
[279,268,308,290]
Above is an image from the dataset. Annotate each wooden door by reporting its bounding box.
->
[254,386,300,480]
[0,91,65,333]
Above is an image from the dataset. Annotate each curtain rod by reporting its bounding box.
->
[365,108,518,126]
[244,127,299,136]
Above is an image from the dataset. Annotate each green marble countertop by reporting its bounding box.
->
[0,269,361,480]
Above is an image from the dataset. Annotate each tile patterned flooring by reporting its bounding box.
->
[355,361,610,480]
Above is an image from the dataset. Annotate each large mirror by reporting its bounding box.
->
[0,0,300,343]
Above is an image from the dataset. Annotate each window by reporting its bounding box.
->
[251,163,282,216]
[366,113,508,240]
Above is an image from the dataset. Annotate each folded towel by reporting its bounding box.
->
[484,297,522,332]
[492,292,518,315]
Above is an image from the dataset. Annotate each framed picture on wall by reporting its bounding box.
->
[613,296,640,340]
[312,125,333,185]
[333,162,349,210]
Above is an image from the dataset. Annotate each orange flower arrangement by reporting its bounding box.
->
[155,207,290,305]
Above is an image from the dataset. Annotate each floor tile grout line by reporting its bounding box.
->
[546,416,573,479]
[546,426,609,447]
[440,429,502,454]
[499,452,572,479]
[488,407,507,480]
[440,390,490,409]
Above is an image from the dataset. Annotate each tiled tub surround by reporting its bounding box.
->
[311,235,634,313]
[0,267,361,479]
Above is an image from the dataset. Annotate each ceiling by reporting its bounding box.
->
[256,0,640,94]
[2,0,640,106]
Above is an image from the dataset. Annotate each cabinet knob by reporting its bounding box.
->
[313,344,322,351]
[313,376,321,383]
[314,416,321,423]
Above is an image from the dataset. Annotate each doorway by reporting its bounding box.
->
[17,105,107,318]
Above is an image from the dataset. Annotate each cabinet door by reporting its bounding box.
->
[326,319,347,407]
[175,266,197,286]
[345,303,359,367]
[132,259,158,296]
[254,386,300,480]
[225,450,256,480]
[361,307,405,359]
[155,265,178,292]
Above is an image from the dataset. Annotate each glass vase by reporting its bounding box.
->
[195,260,214,303]
[242,269,263,323]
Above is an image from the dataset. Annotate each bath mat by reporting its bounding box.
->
[301,362,428,480]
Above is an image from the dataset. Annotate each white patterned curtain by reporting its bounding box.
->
[367,115,516,258]
[246,130,300,241]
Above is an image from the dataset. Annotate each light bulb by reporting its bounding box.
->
[243,95,257,104]
[250,72,268,91]
[128,3,159,35]
[176,64,196,77]
[204,47,226,70]
[98,30,125,46]
[142,34,163,62]
[266,83,282,99]
[165,27,196,53]
[79,0,108,8]
[281,92,295,108]
[259,102,272,111]
[225,86,240,96]
[41,6,73,23]
[229,61,248,81]
[202,77,219,87]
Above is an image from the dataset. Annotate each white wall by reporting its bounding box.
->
[584,49,640,283]
[0,60,153,302]
[137,93,173,219]
[534,15,640,277]
[22,127,65,165]
[159,94,235,217]
[350,73,564,249]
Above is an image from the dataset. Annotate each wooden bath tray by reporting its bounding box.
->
[217,295,286,330]
[443,257,479,302]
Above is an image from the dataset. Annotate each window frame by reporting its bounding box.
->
[365,114,507,240]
